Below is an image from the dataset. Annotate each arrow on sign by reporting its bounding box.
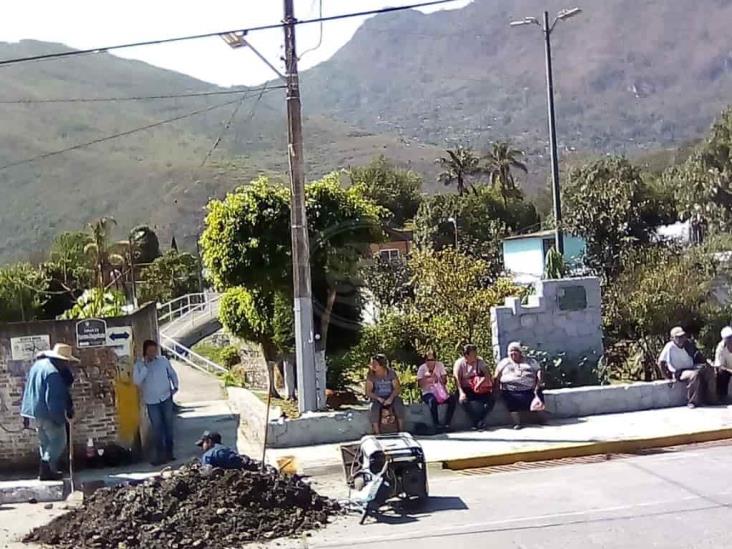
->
[109,332,131,341]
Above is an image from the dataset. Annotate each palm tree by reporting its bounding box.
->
[482,141,528,205]
[84,217,125,289]
[436,146,480,196]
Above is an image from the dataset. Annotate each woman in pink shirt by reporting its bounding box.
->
[417,351,457,432]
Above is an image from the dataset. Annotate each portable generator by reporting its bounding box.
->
[341,433,429,522]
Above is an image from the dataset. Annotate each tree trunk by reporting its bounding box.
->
[261,341,282,399]
[320,287,338,353]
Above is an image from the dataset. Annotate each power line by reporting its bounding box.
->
[201,82,270,167]
[0,85,285,104]
[0,0,459,68]
[299,0,325,60]
[0,89,280,172]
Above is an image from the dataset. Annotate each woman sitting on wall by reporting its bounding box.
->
[365,354,406,434]
[495,341,545,430]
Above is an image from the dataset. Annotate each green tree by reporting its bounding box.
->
[436,146,480,196]
[413,187,539,279]
[41,231,95,318]
[348,155,423,227]
[139,250,200,304]
[666,107,732,231]
[0,263,48,322]
[409,248,524,355]
[61,288,125,320]
[603,244,716,380]
[201,174,383,355]
[129,225,162,265]
[563,156,674,280]
[482,141,528,205]
[85,217,125,289]
[361,255,414,312]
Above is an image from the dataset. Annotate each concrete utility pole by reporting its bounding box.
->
[283,0,319,413]
[543,10,563,255]
[511,7,582,255]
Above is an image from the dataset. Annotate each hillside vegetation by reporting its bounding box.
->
[0,41,441,261]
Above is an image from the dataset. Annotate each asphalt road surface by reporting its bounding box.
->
[4,442,732,548]
[303,442,732,549]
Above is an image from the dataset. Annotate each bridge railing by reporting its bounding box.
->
[160,332,227,375]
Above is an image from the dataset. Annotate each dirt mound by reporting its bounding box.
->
[25,464,340,548]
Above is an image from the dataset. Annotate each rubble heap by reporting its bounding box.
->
[25,464,340,548]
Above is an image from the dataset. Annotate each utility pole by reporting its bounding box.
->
[128,235,138,308]
[283,0,319,413]
[543,11,563,255]
[511,8,581,256]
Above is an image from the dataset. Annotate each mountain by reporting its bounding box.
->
[301,0,732,156]
[0,41,442,261]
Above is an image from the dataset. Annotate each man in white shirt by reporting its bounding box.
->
[658,326,715,408]
[133,339,179,465]
[714,326,732,403]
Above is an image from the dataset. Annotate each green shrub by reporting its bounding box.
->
[220,345,241,369]
[391,361,421,405]
[527,349,606,389]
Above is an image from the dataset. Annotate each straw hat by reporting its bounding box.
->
[40,343,80,363]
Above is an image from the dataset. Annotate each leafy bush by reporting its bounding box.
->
[527,349,607,389]
[220,345,241,369]
[61,288,125,319]
[391,361,421,404]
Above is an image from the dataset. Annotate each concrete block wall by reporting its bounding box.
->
[0,304,158,471]
[491,277,603,363]
[231,380,690,450]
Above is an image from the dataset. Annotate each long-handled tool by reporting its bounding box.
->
[66,414,76,493]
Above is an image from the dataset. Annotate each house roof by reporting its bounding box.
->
[502,229,557,242]
[383,227,413,242]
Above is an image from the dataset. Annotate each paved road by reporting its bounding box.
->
[4,442,732,548]
[302,443,732,549]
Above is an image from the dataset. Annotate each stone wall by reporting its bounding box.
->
[0,304,158,472]
[491,277,603,362]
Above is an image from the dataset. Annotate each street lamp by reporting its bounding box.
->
[447,217,458,249]
[510,7,582,255]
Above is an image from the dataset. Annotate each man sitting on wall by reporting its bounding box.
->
[21,343,78,481]
[658,326,716,408]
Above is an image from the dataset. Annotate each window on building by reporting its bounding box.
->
[379,249,401,262]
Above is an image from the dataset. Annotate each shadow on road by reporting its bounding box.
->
[372,496,469,525]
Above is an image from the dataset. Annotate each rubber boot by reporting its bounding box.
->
[39,461,63,481]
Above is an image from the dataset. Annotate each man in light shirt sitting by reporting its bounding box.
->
[133,339,179,465]
[658,326,716,408]
[714,326,732,403]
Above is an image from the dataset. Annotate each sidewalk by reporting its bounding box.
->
[264,404,732,474]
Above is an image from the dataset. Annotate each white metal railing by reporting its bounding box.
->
[158,292,220,332]
[160,332,227,375]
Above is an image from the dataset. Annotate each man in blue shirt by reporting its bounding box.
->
[133,340,179,466]
[21,343,78,481]
[195,430,250,470]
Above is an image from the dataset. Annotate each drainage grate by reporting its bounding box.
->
[456,438,732,476]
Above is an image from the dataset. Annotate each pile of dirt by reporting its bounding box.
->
[25,464,340,548]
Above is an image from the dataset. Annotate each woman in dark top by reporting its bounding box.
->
[365,354,405,434]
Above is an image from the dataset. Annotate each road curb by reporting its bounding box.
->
[441,428,732,470]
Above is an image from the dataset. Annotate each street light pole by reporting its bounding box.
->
[511,8,581,256]
[283,0,319,413]
[543,11,563,255]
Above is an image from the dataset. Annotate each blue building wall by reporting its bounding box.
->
[503,234,586,281]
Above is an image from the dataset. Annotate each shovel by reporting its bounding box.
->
[66,414,76,493]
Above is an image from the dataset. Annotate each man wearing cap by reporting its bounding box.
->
[714,326,732,403]
[196,430,250,470]
[658,327,716,408]
[21,343,79,481]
